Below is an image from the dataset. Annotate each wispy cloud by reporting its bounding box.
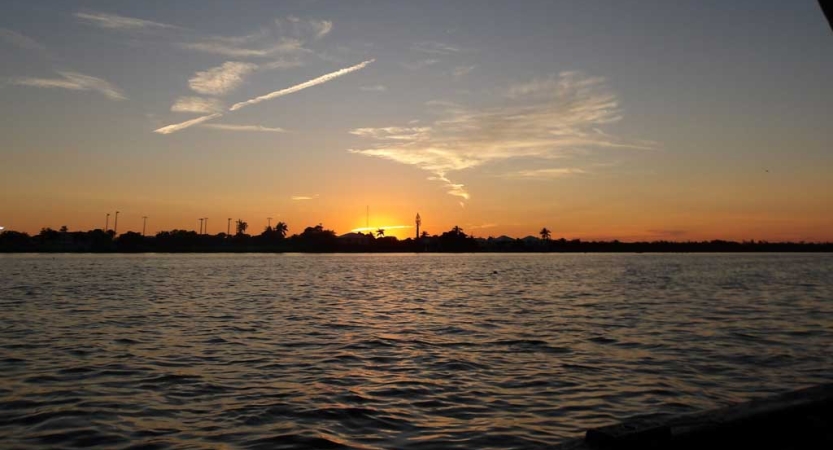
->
[229,59,375,111]
[11,71,126,100]
[0,28,45,51]
[412,41,461,55]
[154,113,222,135]
[504,168,588,178]
[291,194,319,201]
[360,84,387,92]
[310,20,333,39]
[171,96,224,113]
[75,11,179,31]
[276,16,333,40]
[350,225,413,233]
[401,59,439,70]
[178,38,305,58]
[189,61,258,96]
[200,124,286,133]
[155,59,375,134]
[452,65,476,79]
[180,16,331,58]
[263,58,304,70]
[350,71,654,201]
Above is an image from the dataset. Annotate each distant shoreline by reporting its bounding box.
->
[3,226,831,254]
[2,249,832,255]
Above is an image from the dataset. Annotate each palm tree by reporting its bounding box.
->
[376,228,385,238]
[236,219,248,236]
[540,227,551,240]
[421,231,429,239]
[275,221,288,239]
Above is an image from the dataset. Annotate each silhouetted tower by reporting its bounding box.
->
[415,213,421,239]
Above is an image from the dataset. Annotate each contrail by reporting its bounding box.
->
[154,113,222,134]
[229,59,375,111]
[154,59,375,135]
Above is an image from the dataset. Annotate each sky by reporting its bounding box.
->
[1,0,831,241]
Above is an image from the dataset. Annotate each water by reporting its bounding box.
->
[1,253,831,449]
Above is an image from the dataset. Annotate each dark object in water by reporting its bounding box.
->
[556,383,833,449]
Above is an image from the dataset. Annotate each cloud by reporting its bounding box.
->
[275,16,333,40]
[10,71,126,100]
[401,59,439,70]
[179,16,330,58]
[291,194,319,201]
[310,20,333,39]
[171,96,224,113]
[200,124,286,133]
[75,11,178,31]
[155,59,375,134]
[263,58,304,70]
[504,168,588,178]
[154,113,222,134]
[360,84,387,92]
[178,38,305,58]
[350,225,413,233]
[412,41,461,55]
[230,59,375,111]
[350,71,654,201]
[188,61,258,96]
[470,223,498,230]
[0,28,45,51]
[452,65,476,79]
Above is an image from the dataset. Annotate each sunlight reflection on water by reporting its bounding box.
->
[1,253,832,449]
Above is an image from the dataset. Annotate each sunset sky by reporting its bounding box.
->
[1,1,831,241]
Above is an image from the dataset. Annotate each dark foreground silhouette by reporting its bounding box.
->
[557,383,833,449]
[1,224,831,253]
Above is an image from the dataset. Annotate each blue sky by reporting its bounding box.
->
[1,1,831,240]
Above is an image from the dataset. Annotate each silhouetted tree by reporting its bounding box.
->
[275,221,288,239]
[376,228,385,238]
[438,225,477,251]
[116,231,145,251]
[236,219,248,236]
[540,227,551,240]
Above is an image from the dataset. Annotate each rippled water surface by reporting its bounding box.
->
[1,253,832,449]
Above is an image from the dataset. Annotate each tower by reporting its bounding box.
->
[415,213,421,239]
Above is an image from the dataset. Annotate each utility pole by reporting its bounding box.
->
[267,217,272,229]
[105,213,110,231]
[142,216,148,237]
[114,211,119,236]
[204,218,208,235]
[199,218,204,234]
[227,218,231,237]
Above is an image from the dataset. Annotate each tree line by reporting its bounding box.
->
[0,223,830,253]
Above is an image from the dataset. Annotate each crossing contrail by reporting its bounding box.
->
[154,59,375,134]
[229,59,374,111]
